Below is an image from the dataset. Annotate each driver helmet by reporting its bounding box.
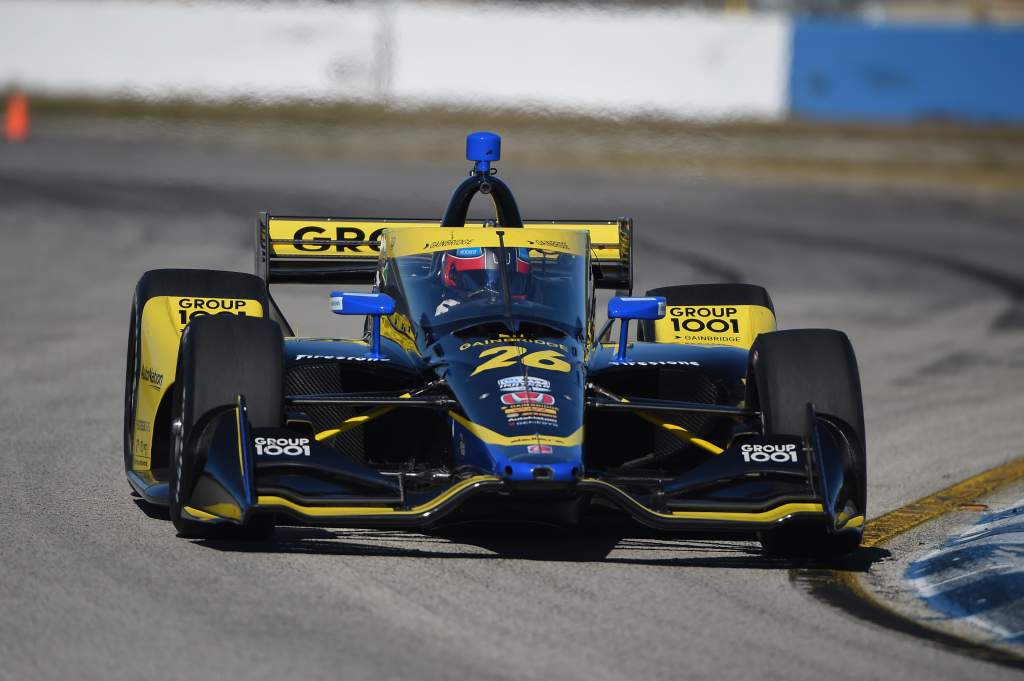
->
[441,247,532,298]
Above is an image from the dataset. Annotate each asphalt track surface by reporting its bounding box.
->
[2,124,1024,681]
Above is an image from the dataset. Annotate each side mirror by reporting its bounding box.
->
[330,292,396,316]
[330,292,397,359]
[607,296,666,362]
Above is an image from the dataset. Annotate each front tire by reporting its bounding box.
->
[747,329,866,556]
[169,314,283,539]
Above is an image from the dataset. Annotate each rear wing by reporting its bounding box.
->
[255,213,633,291]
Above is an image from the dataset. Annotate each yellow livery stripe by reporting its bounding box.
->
[257,475,501,517]
[631,412,725,455]
[316,406,396,442]
[449,412,584,447]
[315,392,414,442]
[182,504,241,522]
[257,474,822,525]
[582,479,824,522]
[836,511,865,530]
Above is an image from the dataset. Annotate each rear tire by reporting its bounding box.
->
[124,269,270,477]
[169,314,283,540]
[747,329,866,556]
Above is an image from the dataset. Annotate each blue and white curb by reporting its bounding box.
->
[907,498,1024,644]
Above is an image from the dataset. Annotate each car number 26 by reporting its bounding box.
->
[470,345,570,377]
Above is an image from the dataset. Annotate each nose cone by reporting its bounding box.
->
[444,370,584,484]
[450,409,585,485]
[438,330,586,485]
[498,452,583,483]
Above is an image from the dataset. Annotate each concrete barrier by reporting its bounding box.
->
[0,1,385,101]
[388,4,790,120]
[789,20,1024,123]
[0,0,790,121]
[2,1,1022,124]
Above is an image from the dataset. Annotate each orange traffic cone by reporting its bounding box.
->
[4,91,30,142]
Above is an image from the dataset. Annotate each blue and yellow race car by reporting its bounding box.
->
[124,132,866,554]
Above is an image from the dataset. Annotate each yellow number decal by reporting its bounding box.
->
[471,346,527,376]
[470,345,571,376]
[522,349,571,373]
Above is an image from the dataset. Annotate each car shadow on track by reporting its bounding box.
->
[194,517,888,572]
[133,497,170,520]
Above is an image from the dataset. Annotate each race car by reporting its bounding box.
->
[123,131,866,554]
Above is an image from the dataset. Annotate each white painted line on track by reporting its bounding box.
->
[907,497,1024,645]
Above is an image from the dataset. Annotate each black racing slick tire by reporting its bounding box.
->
[637,283,774,341]
[124,269,270,476]
[747,329,866,557]
[169,314,283,540]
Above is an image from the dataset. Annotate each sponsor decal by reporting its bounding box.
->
[501,400,559,427]
[382,312,418,355]
[527,444,554,454]
[459,335,567,352]
[176,297,253,327]
[666,305,741,341]
[526,238,570,251]
[502,405,557,416]
[290,226,383,253]
[254,437,311,456]
[470,345,571,376]
[739,443,798,464]
[500,391,555,406]
[135,419,151,433]
[609,360,700,367]
[503,414,558,428]
[498,376,551,392]
[294,354,390,362]
[141,366,164,389]
[424,238,474,250]
[178,298,249,311]
[385,313,414,336]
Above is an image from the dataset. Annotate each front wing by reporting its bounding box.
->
[177,397,863,535]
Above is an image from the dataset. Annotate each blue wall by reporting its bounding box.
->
[789,21,1024,123]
